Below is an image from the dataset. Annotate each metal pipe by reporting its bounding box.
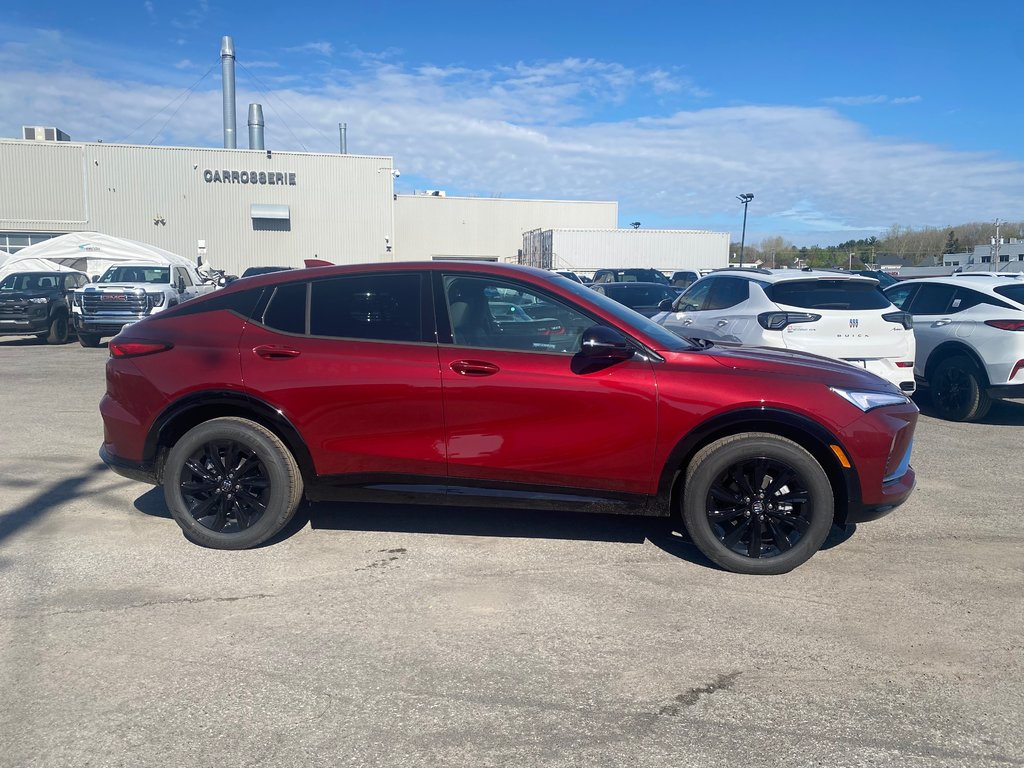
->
[221,36,237,149]
[339,122,347,154]
[248,104,265,150]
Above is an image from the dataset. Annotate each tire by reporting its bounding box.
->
[682,433,834,575]
[78,333,101,348]
[163,417,303,549]
[930,355,991,422]
[46,314,69,345]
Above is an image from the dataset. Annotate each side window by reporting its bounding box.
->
[261,282,307,334]
[178,268,194,287]
[884,284,917,309]
[948,288,986,314]
[444,275,590,353]
[63,274,77,290]
[907,283,955,315]
[705,277,749,310]
[309,274,422,342]
[673,279,714,312]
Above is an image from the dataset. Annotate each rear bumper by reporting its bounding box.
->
[100,444,159,485]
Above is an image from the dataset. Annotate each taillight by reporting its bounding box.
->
[985,320,1024,331]
[896,361,914,368]
[109,340,173,359]
[882,311,913,329]
[757,312,821,330]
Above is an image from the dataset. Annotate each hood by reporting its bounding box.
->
[82,283,151,291]
[704,344,901,393]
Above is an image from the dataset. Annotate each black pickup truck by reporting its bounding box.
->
[0,270,91,344]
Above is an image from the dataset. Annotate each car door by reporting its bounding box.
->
[239,271,447,480]
[700,277,754,343]
[898,282,956,377]
[436,273,658,497]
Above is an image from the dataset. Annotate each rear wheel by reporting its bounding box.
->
[682,433,834,575]
[163,417,303,549]
[78,333,101,347]
[931,355,991,422]
[46,314,69,344]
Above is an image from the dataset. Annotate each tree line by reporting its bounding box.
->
[732,220,1024,269]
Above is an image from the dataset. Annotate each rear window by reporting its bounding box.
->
[767,280,890,310]
[994,285,1024,305]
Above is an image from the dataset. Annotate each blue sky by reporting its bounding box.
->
[1,1,1022,247]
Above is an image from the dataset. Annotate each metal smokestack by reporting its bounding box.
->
[220,36,237,149]
[248,104,265,150]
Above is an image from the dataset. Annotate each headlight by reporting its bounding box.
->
[28,297,49,304]
[147,293,165,307]
[830,387,909,412]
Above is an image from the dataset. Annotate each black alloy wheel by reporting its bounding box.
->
[682,433,834,575]
[931,355,991,422]
[164,417,303,549]
[179,439,271,533]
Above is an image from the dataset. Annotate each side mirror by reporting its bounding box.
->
[90,275,99,283]
[658,298,674,312]
[177,278,186,291]
[579,325,635,361]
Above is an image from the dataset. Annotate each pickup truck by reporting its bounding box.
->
[72,262,216,347]
[0,270,91,344]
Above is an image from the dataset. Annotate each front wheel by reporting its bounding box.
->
[46,314,69,344]
[78,332,101,347]
[682,433,834,575]
[163,417,304,549]
[930,355,991,422]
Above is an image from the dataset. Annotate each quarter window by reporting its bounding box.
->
[309,274,422,342]
[262,282,307,334]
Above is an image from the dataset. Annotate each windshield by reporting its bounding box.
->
[100,266,170,284]
[552,277,696,351]
[0,273,60,291]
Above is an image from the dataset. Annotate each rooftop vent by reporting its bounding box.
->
[22,126,70,142]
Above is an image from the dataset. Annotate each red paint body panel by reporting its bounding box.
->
[239,323,447,478]
[438,348,657,494]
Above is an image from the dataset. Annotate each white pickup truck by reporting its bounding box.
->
[72,262,217,347]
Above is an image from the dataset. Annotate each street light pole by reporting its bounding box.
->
[737,193,754,264]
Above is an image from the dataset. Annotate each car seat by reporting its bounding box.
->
[448,282,494,346]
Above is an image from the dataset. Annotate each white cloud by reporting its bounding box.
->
[174,59,194,70]
[287,41,334,57]
[0,47,1019,244]
[825,95,922,106]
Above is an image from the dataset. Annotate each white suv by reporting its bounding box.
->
[884,274,1024,421]
[652,268,916,392]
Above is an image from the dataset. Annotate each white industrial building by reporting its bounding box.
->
[522,228,729,274]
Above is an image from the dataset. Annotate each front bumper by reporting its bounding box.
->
[0,315,49,335]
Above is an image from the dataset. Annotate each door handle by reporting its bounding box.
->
[716,319,730,327]
[933,319,952,327]
[254,345,301,360]
[680,318,693,325]
[450,360,500,377]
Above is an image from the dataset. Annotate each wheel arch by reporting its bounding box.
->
[656,408,859,524]
[923,342,990,387]
[145,391,316,485]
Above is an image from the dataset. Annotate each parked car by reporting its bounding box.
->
[669,270,705,290]
[591,282,680,317]
[0,270,90,344]
[652,268,916,393]
[100,261,917,574]
[549,269,587,285]
[591,268,670,285]
[73,262,217,347]
[883,274,1024,421]
[853,269,900,288]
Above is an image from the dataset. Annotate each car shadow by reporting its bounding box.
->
[134,489,860,570]
[912,390,1024,426]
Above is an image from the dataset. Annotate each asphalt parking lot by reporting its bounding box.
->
[1,338,1021,768]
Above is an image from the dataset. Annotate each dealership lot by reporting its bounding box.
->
[1,339,1021,767]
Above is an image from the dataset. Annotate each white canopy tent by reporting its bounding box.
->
[0,232,200,280]
[0,257,88,278]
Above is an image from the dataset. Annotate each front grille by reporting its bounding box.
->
[81,292,148,315]
[0,303,26,315]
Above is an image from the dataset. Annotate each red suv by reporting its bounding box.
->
[100,262,917,574]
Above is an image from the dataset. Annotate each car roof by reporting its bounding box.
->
[702,268,879,285]
[888,274,1024,293]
